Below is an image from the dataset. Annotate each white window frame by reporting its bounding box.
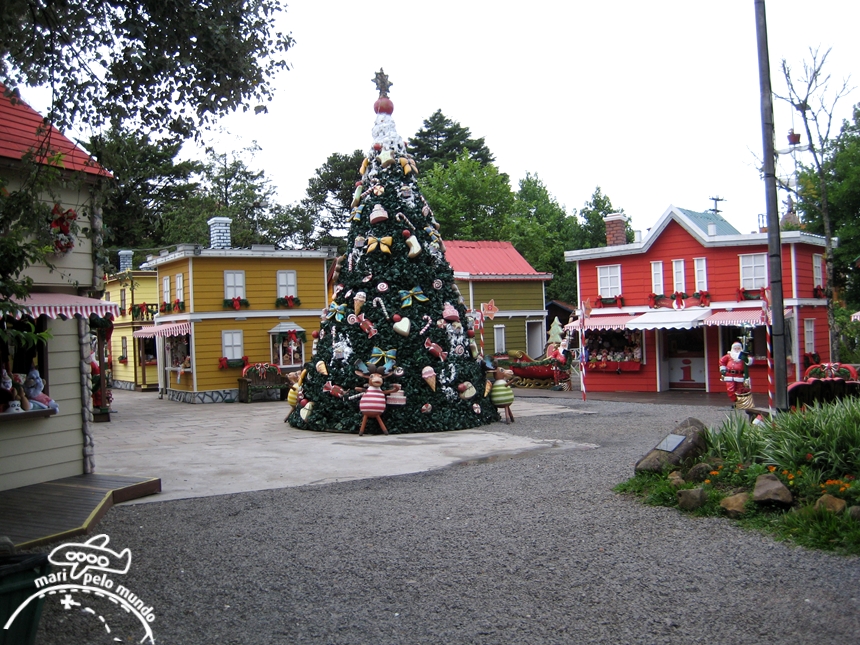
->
[694,257,708,292]
[494,325,506,354]
[597,264,621,298]
[277,270,297,298]
[222,330,244,360]
[672,259,686,294]
[224,271,245,299]
[803,319,815,353]
[812,253,823,287]
[162,276,170,303]
[740,253,768,289]
[650,262,664,294]
[175,273,184,303]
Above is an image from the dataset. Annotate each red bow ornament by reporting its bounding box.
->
[232,297,242,310]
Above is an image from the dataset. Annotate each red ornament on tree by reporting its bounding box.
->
[374,97,394,115]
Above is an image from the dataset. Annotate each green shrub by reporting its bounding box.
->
[616,398,860,554]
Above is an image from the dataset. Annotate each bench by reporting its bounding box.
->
[237,363,290,403]
[744,362,860,420]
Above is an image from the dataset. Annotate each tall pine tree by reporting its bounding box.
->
[288,71,499,434]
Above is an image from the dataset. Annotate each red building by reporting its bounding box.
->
[564,207,833,395]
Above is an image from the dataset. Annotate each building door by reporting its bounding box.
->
[664,328,706,390]
[526,320,545,358]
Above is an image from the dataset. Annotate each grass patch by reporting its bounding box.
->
[615,397,860,555]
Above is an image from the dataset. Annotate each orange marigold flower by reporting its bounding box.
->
[782,470,790,475]
[767,466,776,472]
[704,479,711,484]
[840,487,847,492]
[788,474,795,480]
[710,470,720,476]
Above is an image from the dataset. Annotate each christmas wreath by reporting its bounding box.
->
[50,203,78,255]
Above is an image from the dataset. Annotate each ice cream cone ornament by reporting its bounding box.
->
[285,70,499,434]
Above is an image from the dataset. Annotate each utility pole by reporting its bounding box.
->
[754,0,788,410]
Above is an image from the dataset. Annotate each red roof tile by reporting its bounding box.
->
[0,84,107,176]
[445,240,551,281]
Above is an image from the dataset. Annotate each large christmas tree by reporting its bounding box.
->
[288,70,499,434]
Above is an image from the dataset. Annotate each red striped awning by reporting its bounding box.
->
[9,293,119,319]
[564,314,636,331]
[133,322,192,338]
[701,309,792,326]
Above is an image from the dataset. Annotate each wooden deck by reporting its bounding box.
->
[0,473,161,549]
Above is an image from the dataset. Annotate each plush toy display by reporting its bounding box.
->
[24,366,59,412]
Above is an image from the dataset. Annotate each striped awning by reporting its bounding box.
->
[701,309,793,327]
[564,314,636,331]
[9,293,119,319]
[626,308,711,330]
[133,321,191,338]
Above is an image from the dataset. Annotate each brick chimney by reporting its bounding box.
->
[604,213,628,246]
[118,249,133,272]
[207,217,232,249]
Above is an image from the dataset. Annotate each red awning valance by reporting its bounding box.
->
[701,309,792,327]
[133,322,191,338]
[565,314,636,331]
[9,293,119,319]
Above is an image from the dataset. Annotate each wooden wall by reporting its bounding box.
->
[0,318,84,491]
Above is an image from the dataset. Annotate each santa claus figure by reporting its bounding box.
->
[719,342,753,404]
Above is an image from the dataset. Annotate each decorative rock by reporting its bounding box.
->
[677,487,707,511]
[720,492,749,517]
[667,471,686,487]
[815,493,847,514]
[752,473,793,506]
[686,462,713,483]
[634,418,708,473]
[848,506,860,522]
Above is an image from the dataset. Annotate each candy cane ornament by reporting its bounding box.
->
[373,297,390,319]
[420,315,433,335]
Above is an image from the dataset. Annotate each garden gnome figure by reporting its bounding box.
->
[719,341,753,407]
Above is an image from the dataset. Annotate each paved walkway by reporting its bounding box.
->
[97,389,600,503]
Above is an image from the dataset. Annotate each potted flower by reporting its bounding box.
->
[118,355,128,364]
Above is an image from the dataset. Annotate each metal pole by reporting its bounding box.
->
[754,0,788,410]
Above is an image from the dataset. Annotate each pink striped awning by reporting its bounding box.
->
[701,309,792,326]
[133,321,191,338]
[564,314,636,331]
[9,293,119,319]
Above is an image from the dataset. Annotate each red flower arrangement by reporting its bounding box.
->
[50,203,78,255]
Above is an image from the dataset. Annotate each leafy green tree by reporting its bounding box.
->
[505,174,580,303]
[797,106,860,308]
[87,127,202,263]
[408,110,494,172]
[778,48,853,360]
[160,147,282,248]
[1,0,293,139]
[418,151,515,241]
[301,150,364,245]
[575,186,631,249]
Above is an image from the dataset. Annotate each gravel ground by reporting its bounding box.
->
[32,400,860,644]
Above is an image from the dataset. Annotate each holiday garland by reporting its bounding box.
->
[49,203,77,255]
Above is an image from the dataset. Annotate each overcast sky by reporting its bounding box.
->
[22,1,860,238]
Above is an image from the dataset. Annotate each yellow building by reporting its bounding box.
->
[103,253,159,391]
[138,217,331,403]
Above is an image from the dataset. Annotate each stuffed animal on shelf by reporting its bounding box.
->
[23,366,58,412]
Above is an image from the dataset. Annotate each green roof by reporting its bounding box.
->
[677,208,740,236]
